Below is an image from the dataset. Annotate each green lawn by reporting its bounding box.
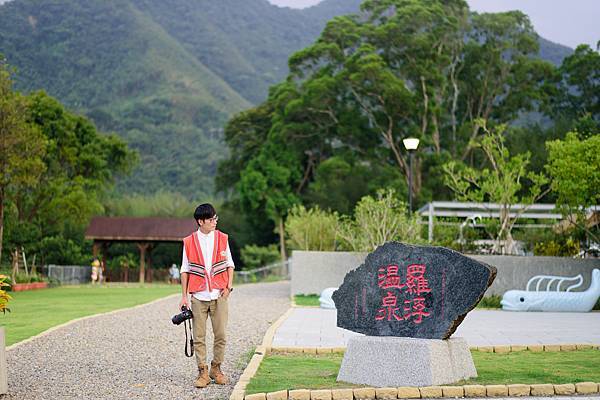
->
[2,284,179,346]
[294,294,320,307]
[466,349,600,385]
[246,350,600,394]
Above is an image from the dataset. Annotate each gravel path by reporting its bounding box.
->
[6,281,291,399]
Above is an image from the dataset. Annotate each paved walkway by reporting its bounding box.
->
[272,308,600,348]
[6,281,290,400]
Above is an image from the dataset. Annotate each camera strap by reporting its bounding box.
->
[184,318,194,358]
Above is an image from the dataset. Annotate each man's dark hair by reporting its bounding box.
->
[194,203,216,223]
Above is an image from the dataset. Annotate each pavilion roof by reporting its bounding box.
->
[85,216,197,242]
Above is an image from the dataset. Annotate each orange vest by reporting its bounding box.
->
[183,230,230,293]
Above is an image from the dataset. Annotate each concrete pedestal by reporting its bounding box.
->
[337,336,476,387]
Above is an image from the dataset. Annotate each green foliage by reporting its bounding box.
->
[0,60,136,267]
[284,189,421,252]
[476,295,502,309]
[38,236,89,266]
[553,45,600,126]
[546,131,600,242]
[534,238,580,257]
[0,58,47,263]
[218,0,572,250]
[444,122,549,254]
[286,205,340,251]
[12,272,45,285]
[0,274,11,313]
[240,244,279,270]
[337,189,422,252]
[306,157,406,215]
[431,220,479,253]
[546,131,600,209]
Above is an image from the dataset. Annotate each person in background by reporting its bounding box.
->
[91,259,100,285]
[169,263,181,284]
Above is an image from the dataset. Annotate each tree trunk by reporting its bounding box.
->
[278,217,287,262]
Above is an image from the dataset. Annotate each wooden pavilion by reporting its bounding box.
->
[85,216,197,283]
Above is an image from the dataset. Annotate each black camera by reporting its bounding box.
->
[172,305,193,325]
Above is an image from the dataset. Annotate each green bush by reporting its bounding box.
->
[240,244,280,269]
[337,189,422,252]
[534,238,580,257]
[286,205,340,251]
[477,295,502,309]
[11,272,47,285]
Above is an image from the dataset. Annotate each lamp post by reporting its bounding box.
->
[402,138,420,213]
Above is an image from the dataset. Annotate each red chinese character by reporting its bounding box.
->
[411,297,430,324]
[405,264,431,295]
[377,265,402,289]
[375,291,403,321]
[403,299,413,320]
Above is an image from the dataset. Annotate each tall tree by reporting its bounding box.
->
[552,45,600,128]
[457,11,554,159]
[0,59,46,263]
[218,0,559,249]
[13,91,136,235]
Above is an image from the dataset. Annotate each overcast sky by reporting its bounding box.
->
[269,0,600,49]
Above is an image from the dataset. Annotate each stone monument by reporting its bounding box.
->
[333,242,496,387]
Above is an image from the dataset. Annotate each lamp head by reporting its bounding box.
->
[403,137,420,151]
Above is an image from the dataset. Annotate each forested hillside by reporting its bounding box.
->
[0,0,571,198]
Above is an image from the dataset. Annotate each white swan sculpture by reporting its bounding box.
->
[501,268,600,312]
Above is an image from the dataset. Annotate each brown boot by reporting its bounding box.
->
[209,361,228,385]
[194,364,211,388]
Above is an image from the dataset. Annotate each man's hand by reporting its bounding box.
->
[220,287,232,299]
[179,296,189,310]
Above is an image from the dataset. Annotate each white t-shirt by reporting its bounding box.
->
[180,229,235,301]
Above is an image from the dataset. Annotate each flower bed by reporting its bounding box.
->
[12,282,48,292]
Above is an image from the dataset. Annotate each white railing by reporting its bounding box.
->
[236,260,290,284]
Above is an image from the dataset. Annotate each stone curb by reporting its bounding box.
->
[6,292,181,351]
[243,383,600,399]
[269,343,600,354]
[230,308,295,400]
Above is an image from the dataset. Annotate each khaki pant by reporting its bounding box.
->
[191,296,228,366]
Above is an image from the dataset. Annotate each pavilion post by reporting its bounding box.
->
[137,242,149,284]
[92,242,100,258]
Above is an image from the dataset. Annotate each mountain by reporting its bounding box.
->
[0,0,571,198]
[0,0,362,197]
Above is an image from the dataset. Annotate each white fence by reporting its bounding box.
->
[236,260,290,284]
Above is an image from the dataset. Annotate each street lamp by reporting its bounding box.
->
[402,137,420,213]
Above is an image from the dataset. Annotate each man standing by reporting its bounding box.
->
[179,203,235,388]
